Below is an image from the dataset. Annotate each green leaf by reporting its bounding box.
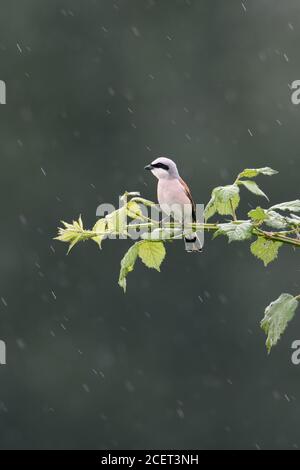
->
[265,211,287,230]
[92,218,107,248]
[126,200,143,219]
[120,191,141,204]
[248,207,290,229]
[55,216,87,253]
[257,167,279,176]
[205,184,240,220]
[250,237,282,266]
[238,180,269,200]
[55,227,77,243]
[118,243,139,292]
[248,207,268,223]
[269,200,300,213]
[204,196,217,220]
[238,167,278,179]
[105,207,127,234]
[138,241,166,271]
[286,214,300,227]
[66,234,81,254]
[130,196,156,207]
[216,221,253,243]
[214,185,240,216]
[72,215,83,231]
[261,293,299,353]
[118,241,166,292]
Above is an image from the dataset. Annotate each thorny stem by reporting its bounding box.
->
[230,199,237,222]
[234,173,242,185]
[254,227,300,247]
[67,220,300,248]
[276,229,299,235]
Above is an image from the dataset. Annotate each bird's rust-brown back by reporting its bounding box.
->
[179,177,196,222]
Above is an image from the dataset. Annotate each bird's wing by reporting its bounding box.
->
[179,177,196,222]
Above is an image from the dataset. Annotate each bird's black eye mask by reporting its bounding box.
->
[151,163,169,171]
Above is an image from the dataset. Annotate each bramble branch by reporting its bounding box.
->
[55,167,300,353]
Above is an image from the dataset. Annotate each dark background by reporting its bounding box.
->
[0,0,299,450]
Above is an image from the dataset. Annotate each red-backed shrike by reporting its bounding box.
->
[145,157,202,252]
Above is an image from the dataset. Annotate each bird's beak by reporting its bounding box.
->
[144,164,153,171]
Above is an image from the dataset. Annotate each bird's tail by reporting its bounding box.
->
[184,232,203,253]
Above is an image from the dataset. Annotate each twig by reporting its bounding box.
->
[230,199,237,221]
[65,220,300,248]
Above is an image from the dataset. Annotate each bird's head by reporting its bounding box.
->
[144,157,179,180]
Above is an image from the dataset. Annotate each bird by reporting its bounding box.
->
[144,157,202,252]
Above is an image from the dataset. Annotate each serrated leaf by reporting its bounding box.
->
[67,234,82,254]
[120,191,141,204]
[286,214,300,226]
[215,185,240,215]
[55,227,77,243]
[269,200,300,213]
[138,241,166,271]
[130,197,156,207]
[216,221,253,243]
[238,180,269,200]
[93,218,107,233]
[248,207,268,223]
[73,215,83,231]
[205,184,240,220]
[239,167,278,178]
[92,218,107,248]
[126,201,143,219]
[118,243,139,292]
[248,207,291,231]
[55,216,86,253]
[105,207,127,234]
[258,167,279,176]
[118,241,166,292]
[204,196,217,220]
[261,293,299,353]
[265,210,287,230]
[250,237,282,266]
[61,220,74,230]
[55,232,75,243]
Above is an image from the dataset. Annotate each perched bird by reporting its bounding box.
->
[144,157,202,252]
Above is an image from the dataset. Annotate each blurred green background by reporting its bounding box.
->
[0,0,300,450]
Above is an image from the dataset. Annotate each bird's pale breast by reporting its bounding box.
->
[157,178,192,222]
